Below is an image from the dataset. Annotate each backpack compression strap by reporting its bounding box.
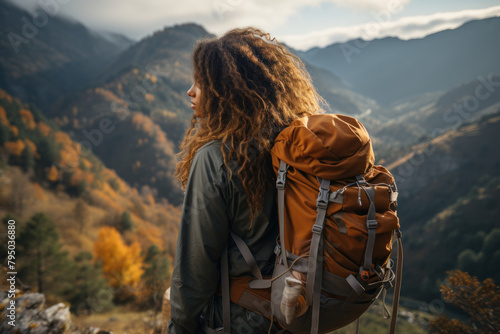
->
[390,230,403,334]
[306,178,331,334]
[276,160,289,267]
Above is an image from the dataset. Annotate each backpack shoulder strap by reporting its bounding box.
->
[390,229,403,334]
[221,231,269,334]
[229,231,263,280]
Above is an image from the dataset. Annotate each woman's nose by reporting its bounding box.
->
[187,84,195,97]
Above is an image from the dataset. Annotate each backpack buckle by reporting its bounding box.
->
[316,179,330,209]
[276,161,288,190]
[312,224,323,234]
[276,172,286,190]
[367,219,378,229]
[274,244,282,256]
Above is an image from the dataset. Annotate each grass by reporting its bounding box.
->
[71,306,163,334]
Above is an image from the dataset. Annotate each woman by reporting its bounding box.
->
[168,27,324,333]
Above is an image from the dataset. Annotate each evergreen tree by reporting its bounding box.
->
[17,212,74,295]
[120,211,134,232]
[20,144,35,173]
[140,244,170,310]
[37,136,60,167]
[0,122,10,145]
[68,251,114,314]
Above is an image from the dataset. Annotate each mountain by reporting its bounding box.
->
[0,0,128,111]
[372,73,500,159]
[48,23,380,205]
[301,17,500,105]
[49,24,213,205]
[0,89,181,257]
[385,109,500,300]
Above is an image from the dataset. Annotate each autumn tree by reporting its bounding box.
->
[17,213,75,295]
[94,226,144,295]
[429,270,500,333]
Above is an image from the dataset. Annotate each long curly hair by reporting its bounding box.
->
[176,27,324,219]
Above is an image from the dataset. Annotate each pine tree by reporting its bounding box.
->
[68,251,114,314]
[20,144,35,173]
[38,136,60,167]
[0,122,10,145]
[139,244,170,310]
[17,213,75,295]
[120,211,134,232]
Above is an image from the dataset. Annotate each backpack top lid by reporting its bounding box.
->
[272,114,375,180]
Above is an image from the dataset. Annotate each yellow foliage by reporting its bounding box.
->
[47,165,59,182]
[38,122,51,136]
[131,113,155,136]
[0,106,8,125]
[24,139,38,158]
[0,89,13,102]
[59,147,80,169]
[54,131,73,146]
[19,109,36,130]
[132,68,139,75]
[146,193,155,206]
[69,168,88,186]
[10,125,18,137]
[95,87,119,102]
[94,226,144,288]
[145,93,155,102]
[89,189,122,212]
[4,140,25,156]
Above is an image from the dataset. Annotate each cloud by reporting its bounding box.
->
[8,0,412,40]
[280,5,500,50]
[7,0,499,51]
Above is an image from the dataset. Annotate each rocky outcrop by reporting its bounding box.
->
[0,291,71,333]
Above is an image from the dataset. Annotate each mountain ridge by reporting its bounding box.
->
[300,16,500,105]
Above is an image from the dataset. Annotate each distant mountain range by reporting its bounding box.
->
[1,0,500,304]
[0,0,133,111]
[300,17,500,106]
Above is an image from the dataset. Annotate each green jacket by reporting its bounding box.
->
[168,141,278,333]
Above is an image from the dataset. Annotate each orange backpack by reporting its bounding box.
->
[221,114,403,334]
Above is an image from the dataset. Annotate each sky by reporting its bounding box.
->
[11,0,500,50]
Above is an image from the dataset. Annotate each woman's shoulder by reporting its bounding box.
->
[192,140,225,168]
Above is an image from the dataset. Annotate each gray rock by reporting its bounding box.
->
[43,303,71,332]
[16,292,45,311]
[0,293,69,333]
